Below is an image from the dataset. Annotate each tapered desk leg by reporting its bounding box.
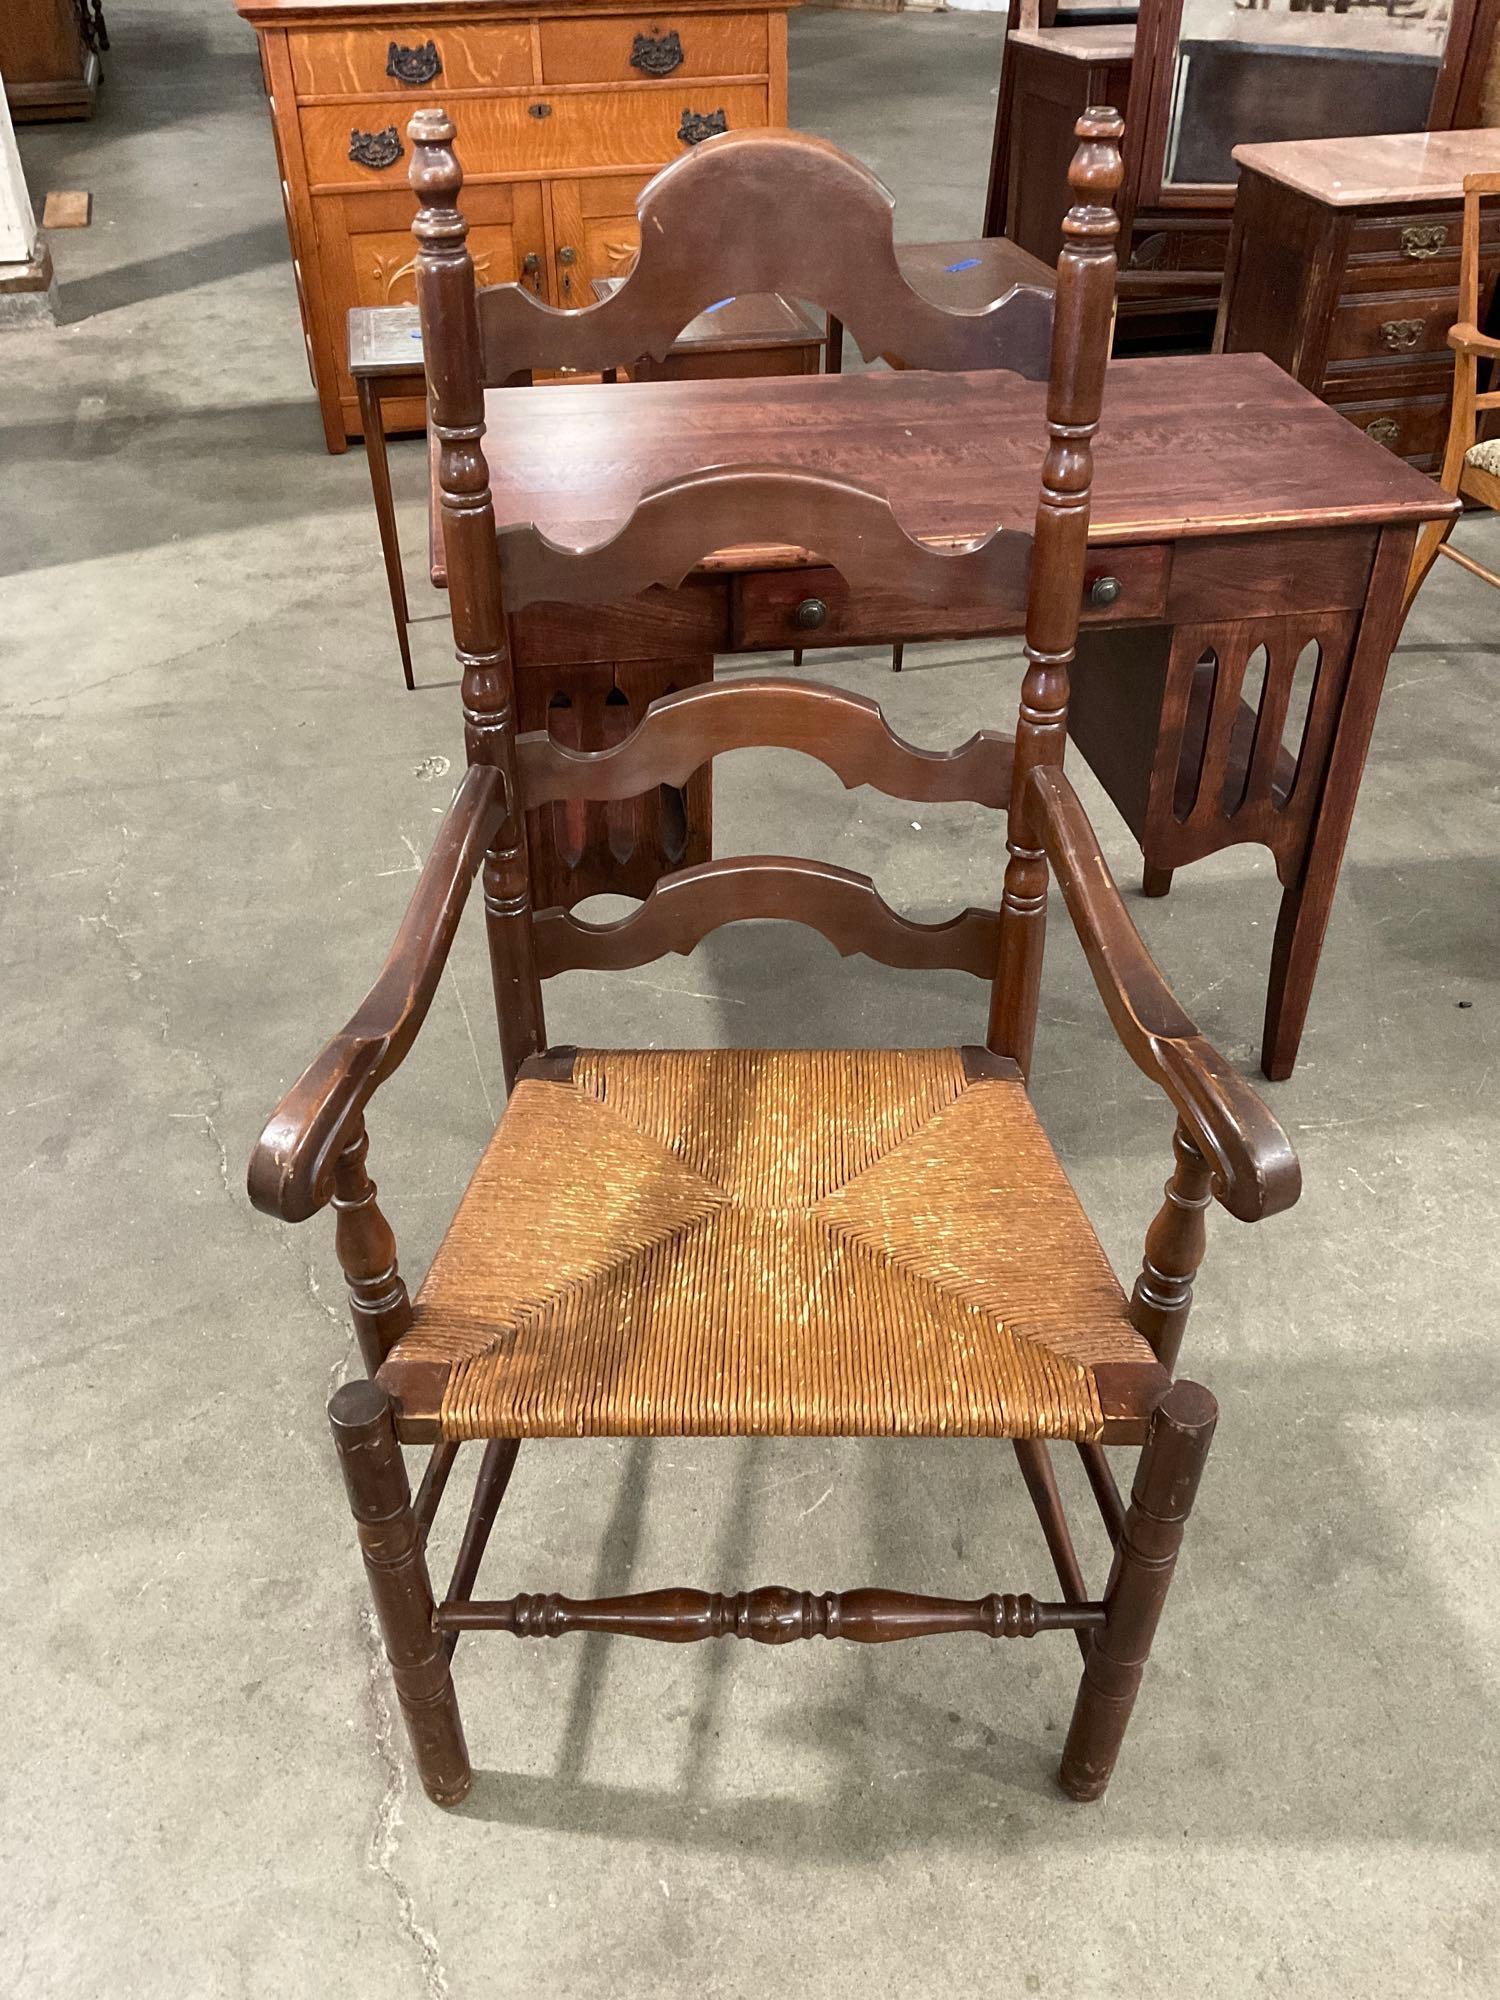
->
[358,376,414,692]
[1260,526,1414,1080]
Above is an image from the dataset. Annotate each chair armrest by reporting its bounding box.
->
[1031,766,1301,1223]
[247,765,507,1225]
[1449,321,1500,357]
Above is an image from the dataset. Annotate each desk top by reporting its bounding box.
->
[482,351,1452,558]
[1233,127,1500,207]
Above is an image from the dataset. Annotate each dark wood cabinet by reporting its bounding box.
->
[1,0,107,121]
[985,0,1500,350]
[1217,128,1500,473]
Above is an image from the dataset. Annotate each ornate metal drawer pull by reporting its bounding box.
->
[1380,317,1425,351]
[386,39,441,86]
[1365,416,1401,449]
[349,126,403,171]
[679,107,727,146]
[1400,224,1448,260]
[631,30,684,76]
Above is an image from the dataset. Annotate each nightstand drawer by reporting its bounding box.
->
[1345,206,1500,285]
[301,85,768,188]
[539,12,767,84]
[1327,386,1452,466]
[288,22,533,98]
[1325,289,1461,368]
[731,545,1169,649]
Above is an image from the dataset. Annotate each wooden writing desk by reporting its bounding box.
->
[483,349,1453,1078]
[350,293,824,686]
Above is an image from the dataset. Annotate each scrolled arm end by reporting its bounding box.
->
[247,1035,384,1224]
[1152,1033,1301,1224]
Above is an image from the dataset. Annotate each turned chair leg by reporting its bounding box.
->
[1059,1379,1217,1803]
[1142,860,1174,898]
[330,1380,472,1806]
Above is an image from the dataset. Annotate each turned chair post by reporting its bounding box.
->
[410,110,545,1091]
[1129,1121,1214,1374]
[331,1120,412,1374]
[1059,1378,1217,1802]
[329,1379,472,1806]
[990,108,1123,1074]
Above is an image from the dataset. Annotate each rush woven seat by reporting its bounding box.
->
[384,1046,1158,1443]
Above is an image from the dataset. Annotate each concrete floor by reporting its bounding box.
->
[4,4,1498,1995]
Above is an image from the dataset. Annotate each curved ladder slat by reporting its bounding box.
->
[472,127,1055,384]
[532,855,1001,980]
[516,678,1014,810]
[498,465,1033,613]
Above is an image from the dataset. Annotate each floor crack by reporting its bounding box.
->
[359,1607,450,2000]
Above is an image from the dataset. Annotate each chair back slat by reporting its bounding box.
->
[476,128,1055,385]
[406,110,1123,1079]
[533,856,1002,980]
[497,464,1033,614]
[516,678,1013,811]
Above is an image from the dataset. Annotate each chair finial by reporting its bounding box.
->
[408,109,465,246]
[1064,108,1125,252]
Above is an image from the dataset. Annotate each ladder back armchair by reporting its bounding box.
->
[249,112,1299,1812]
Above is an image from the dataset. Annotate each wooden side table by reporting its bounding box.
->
[349,294,825,688]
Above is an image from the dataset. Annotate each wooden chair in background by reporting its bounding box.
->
[1403,169,1500,619]
[249,113,1300,1811]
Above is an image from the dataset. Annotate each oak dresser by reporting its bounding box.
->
[1217,127,1500,470]
[232,0,792,450]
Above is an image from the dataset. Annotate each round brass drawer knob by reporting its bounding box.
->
[792,596,829,630]
[1087,575,1123,608]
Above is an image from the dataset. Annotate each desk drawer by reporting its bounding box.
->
[301,84,768,188]
[288,23,533,98]
[731,545,1169,650]
[538,12,767,84]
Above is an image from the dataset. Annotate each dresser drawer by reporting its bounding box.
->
[538,12,767,84]
[731,545,1169,650]
[1325,289,1460,369]
[1327,387,1452,466]
[301,85,768,188]
[287,22,533,98]
[1344,206,1500,286]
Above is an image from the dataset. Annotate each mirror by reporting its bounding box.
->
[1162,0,1455,191]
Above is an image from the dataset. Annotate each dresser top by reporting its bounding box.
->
[1233,127,1500,207]
[234,0,794,21]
